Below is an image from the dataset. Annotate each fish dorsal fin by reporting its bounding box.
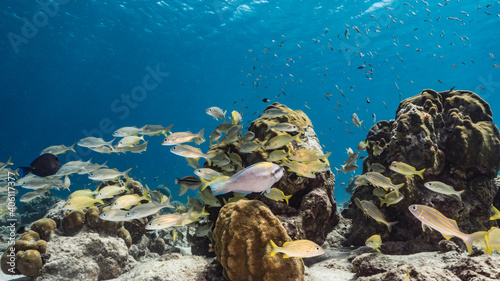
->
[449,219,459,230]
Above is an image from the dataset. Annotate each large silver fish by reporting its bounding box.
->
[210,162,284,195]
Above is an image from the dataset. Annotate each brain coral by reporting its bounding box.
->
[343,89,500,254]
[213,200,305,281]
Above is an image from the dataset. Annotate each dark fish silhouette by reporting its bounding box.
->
[20,153,62,177]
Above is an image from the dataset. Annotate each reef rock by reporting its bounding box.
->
[343,89,500,254]
[352,250,500,281]
[208,103,339,245]
[112,253,209,281]
[37,232,129,281]
[213,200,305,281]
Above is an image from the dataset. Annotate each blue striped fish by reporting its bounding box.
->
[360,200,398,232]
[364,172,404,196]
[409,204,486,254]
[210,162,284,195]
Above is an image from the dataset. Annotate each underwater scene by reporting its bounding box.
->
[1,0,500,280]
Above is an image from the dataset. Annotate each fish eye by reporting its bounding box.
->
[411,206,416,210]
[101,214,106,217]
[114,203,117,205]
[315,247,320,251]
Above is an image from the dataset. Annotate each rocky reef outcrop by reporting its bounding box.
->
[208,103,339,245]
[343,89,500,254]
[213,200,305,281]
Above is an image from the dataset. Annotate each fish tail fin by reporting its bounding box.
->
[175,178,180,185]
[295,132,302,143]
[464,231,487,254]
[200,177,209,191]
[6,156,13,166]
[96,199,105,205]
[379,197,385,207]
[69,143,76,153]
[19,167,32,177]
[123,168,132,178]
[223,110,227,122]
[456,190,465,201]
[485,232,493,255]
[417,168,426,179]
[178,186,188,196]
[107,138,115,147]
[270,240,279,257]
[197,128,205,141]
[209,182,226,196]
[387,221,398,233]
[490,205,500,220]
[284,195,292,205]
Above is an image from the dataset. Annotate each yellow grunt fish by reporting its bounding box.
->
[360,200,398,232]
[364,172,404,196]
[111,193,150,210]
[282,161,316,178]
[365,234,382,252]
[264,188,292,204]
[389,161,425,179]
[379,190,404,207]
[289,149,331,162]
[424,181,464,200]
[170,145,213,163]
[409,204,486,254]
[265,133,302,150]
[65,196,104,210]
[270,239,324,258]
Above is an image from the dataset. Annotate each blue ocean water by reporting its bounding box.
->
[1,0,499,208]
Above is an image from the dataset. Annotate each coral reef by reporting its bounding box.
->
[213,200,305,281]
[37,232,129,281]
[208,103,339,245]
[1,230,47,278]
[16,250,42,278]
[62,209,85,235]
[343,89,500,254]
[31,218,57,241]
[352,249,500,280]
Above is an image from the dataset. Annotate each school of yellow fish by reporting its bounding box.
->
[356,152,500,256]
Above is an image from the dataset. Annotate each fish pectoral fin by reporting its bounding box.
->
[449,219,459,230]
[282,254,290,258]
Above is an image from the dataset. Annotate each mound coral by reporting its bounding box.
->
[1,230,47,278]
[213,200,305,281]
